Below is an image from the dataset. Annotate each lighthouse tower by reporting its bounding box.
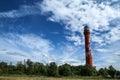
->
[84,26,93,67]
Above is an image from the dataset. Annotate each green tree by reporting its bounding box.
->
[59,64,72,76]
[108,65,116,78]
[116,71,120,78]
[8,62,16,74]
[0,69,3,75]
[0,62,8,74]
[71,65,84,76]
[34,62,47,75]
[80,65,97,76]
[47,62,58,76]
[98,68,108,77]
[26,59,34,74]
[16,61,25,74]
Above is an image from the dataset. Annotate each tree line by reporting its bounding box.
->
[0,59,120,79]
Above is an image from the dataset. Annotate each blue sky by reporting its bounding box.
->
[0,0,120,70]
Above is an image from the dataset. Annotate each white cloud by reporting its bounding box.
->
[108,26,120,42]
[94,40,120,70]
[0,5,40,18]
[0,33,85,66]
[66,35,83,46]
[95,48,112,53]
[40,0,120,46]
[0,33,53,63]
[0,0,120,46]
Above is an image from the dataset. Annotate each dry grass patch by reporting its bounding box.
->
[0,76,117,80]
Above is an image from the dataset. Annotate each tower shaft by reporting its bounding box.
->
[84,26,93,67]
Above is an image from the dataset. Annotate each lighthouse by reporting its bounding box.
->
[84,26,93,67]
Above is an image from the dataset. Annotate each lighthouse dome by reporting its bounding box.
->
[84,26,89,30]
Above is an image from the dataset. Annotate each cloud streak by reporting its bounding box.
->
[0,33,85,66]
[0,5,40,18]
[0,33,53,63]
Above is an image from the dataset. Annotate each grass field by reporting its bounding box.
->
[0,76,118,80]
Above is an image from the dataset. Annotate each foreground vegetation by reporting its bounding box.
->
[0,59,120,79]
[0,76,118,80]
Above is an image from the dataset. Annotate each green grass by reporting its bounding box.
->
[0,76,117,80]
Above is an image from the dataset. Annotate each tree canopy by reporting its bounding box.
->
[0,59,119,79]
